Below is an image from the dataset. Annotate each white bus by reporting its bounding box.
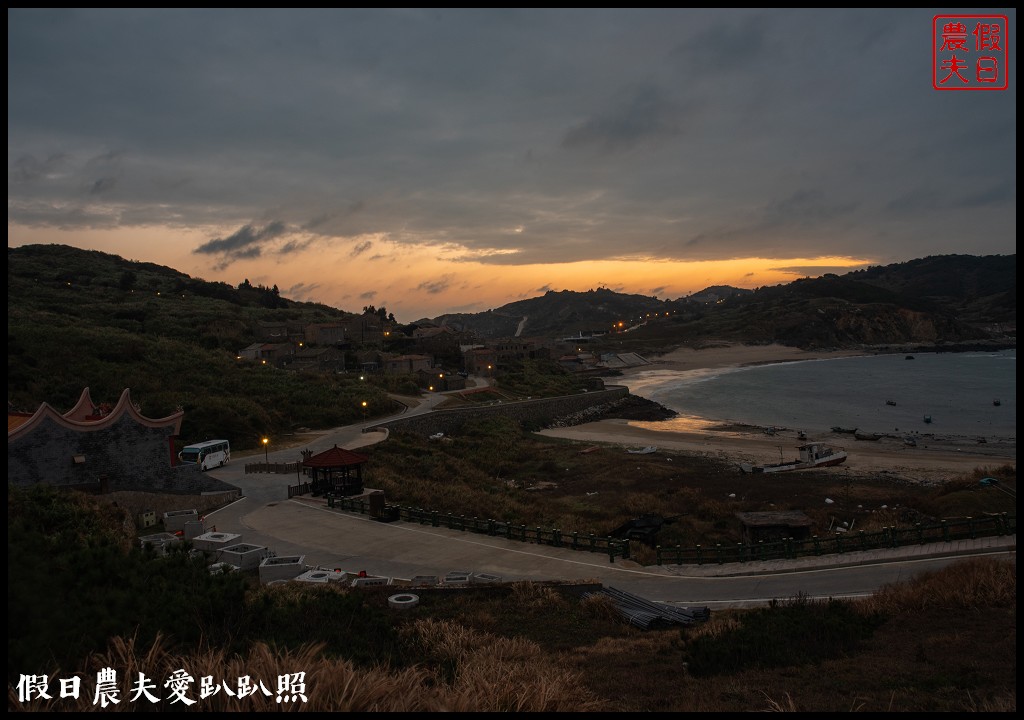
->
[178,439,231,470]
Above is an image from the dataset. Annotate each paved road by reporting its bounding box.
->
[206,394,1016,609]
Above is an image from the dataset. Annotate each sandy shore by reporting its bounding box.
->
[538,343,1015,485]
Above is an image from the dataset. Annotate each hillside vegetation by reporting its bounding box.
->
[8,244,397,450]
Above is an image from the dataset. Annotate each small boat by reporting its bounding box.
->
[905,355,915,360]
[739,442,847,474]
[854,431,883,441]
[903,436,917,447]
[993,399,1002,406]
[885,400,897,406]
[831,426,858,434]
[923,415,932,424]
[627,446,657,455]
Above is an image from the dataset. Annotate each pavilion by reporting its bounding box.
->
[303,444,370,497]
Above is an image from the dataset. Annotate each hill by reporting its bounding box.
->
[422,286,670,338]
[7,244,397,449]
[7,245,1016,445]
[424,255,1014,349]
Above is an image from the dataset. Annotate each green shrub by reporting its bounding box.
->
[681,594,884,677]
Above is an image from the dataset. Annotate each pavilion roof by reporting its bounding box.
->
[303,444,370,468]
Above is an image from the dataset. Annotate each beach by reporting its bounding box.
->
[538,343,1016,485]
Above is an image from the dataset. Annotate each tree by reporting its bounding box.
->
[118,270,136,291]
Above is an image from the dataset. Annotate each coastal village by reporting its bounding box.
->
[236,313,652,388]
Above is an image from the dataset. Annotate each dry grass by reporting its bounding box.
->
[8,559,1015,712]
[8,621,605,712]
[404,618,606,712]
[858,554,1017,615]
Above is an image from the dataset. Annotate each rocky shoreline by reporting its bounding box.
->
[547,394,678,428]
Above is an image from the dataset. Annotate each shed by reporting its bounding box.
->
[303,444,370,497]
[735,511,814,544]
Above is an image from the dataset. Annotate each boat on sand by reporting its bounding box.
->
[739,442,848,474]
[854,431,883,441]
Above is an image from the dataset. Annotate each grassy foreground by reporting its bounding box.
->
[8,559,1016,712]
[7,484,1016,712]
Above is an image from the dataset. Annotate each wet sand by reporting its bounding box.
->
[538,343,1016,484]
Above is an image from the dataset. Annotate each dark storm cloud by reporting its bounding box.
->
[11,153,71,183]
[278,238,315,255]
[351,240,373,257]
[671,14,771,73]
[886,180,1015,215]
[194,221,288,261]
[760,190,859,226]
[562,84,683,152]
[417,278,451,295]
[90,177,117,195]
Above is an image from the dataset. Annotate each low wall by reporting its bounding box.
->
[369,386,630,437]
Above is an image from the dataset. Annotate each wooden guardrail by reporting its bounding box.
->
[655,513,1015,566]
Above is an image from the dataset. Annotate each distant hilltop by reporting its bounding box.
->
[7,245,1016,354]
[422,254,1015,346]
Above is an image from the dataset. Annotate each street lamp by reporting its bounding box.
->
[361,400,367,422]
[262,436,269,464]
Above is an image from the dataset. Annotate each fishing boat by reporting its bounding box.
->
[923,415,933,424]
[739,442,847,474]
[993,398,1002,406]
[885,400,897,406]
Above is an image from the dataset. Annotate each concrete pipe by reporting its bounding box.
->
[387,593,420,610]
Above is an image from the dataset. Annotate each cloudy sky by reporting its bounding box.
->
[8,9,1016,322]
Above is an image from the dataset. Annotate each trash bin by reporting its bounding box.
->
[368,490,385,519]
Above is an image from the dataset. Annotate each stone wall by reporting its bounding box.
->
[369,385,630,437]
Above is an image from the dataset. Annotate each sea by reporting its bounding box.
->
[620,350,1016,442]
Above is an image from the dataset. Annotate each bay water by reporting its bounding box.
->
[621,350,1016,441]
